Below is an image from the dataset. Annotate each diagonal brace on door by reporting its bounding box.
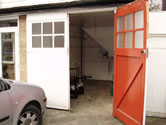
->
[115,60,143,109]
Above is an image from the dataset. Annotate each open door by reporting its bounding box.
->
[113,0,148,125]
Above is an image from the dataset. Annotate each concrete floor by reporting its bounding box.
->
[42,80,166,125]
[43,80,123,125]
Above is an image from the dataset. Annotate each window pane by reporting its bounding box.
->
[43,36,52,48]
[54,22,64,34]
[125,14,133,30]
[2,32,14,61]
[32,36,41,48]
[117,16,123,32]
[0,19,17,27]
[135,10,144,29]
[125,32,132,48]
[32,23,41,35]
[3,64,15,79]
[43,22,52,34]
[54,36,64,48]
[117,34,123,48]
[135,31,144,48]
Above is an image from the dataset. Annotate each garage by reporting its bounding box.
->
[26,0,148,124]
[6,0,162,124]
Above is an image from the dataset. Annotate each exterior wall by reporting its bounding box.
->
[19,15,27,82]
[146,12,166,117]
[0,0,78,9]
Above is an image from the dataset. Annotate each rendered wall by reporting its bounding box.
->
[146,12,166,117]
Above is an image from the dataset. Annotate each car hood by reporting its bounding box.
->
[6,79,46,103]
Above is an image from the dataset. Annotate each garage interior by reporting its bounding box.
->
[69,10,114,103]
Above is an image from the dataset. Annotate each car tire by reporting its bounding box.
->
[18,105,42,125]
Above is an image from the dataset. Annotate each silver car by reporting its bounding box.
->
[0,78,46,125]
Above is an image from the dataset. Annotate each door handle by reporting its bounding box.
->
[141,50,146,54]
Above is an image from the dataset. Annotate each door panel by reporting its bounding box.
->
[27,13,70,109]
[113,0,148,125]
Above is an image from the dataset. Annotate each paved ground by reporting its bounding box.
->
[146,117,166,125]
[43,80,123,125]
[42,80,166,125]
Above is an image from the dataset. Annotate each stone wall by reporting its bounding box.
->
[19,15,27,82]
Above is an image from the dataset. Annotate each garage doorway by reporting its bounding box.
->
[69,11,114,110]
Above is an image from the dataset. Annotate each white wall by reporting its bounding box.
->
[0,0,79,9]
[146,12,166,117]
[83,32,114,81]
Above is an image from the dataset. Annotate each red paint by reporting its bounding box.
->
[113,0,148,125]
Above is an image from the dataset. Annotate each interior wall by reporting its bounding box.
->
[70,11,114,81]
[69,21,81,72]
[82,31,114,81]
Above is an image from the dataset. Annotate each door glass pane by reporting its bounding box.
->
[43,36,53,48]
[2,33,14,61]
[125,14,133,30]
[135,10,144,29]
[1,32,15,79]
[43,22,52,34]
[135,31,144,48]
[125,32,133,48]
[54,36,64,48]
[32,36,41,48]
[54,22,64,34]
[117,34,123,48]
[117,16,123,32]
[32,23,41,35]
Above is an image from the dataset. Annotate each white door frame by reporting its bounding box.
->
[0,27,20,80]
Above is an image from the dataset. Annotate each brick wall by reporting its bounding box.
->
[19,15,27,82]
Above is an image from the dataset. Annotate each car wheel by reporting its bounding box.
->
[18,105,42,125]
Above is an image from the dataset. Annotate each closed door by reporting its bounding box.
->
[27,13,70,109]
[113,0,148,125]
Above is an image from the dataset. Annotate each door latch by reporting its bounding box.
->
[141,49,149,58]
[141,50,146,54]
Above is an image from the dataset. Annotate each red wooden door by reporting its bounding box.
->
[113,0,148,125]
